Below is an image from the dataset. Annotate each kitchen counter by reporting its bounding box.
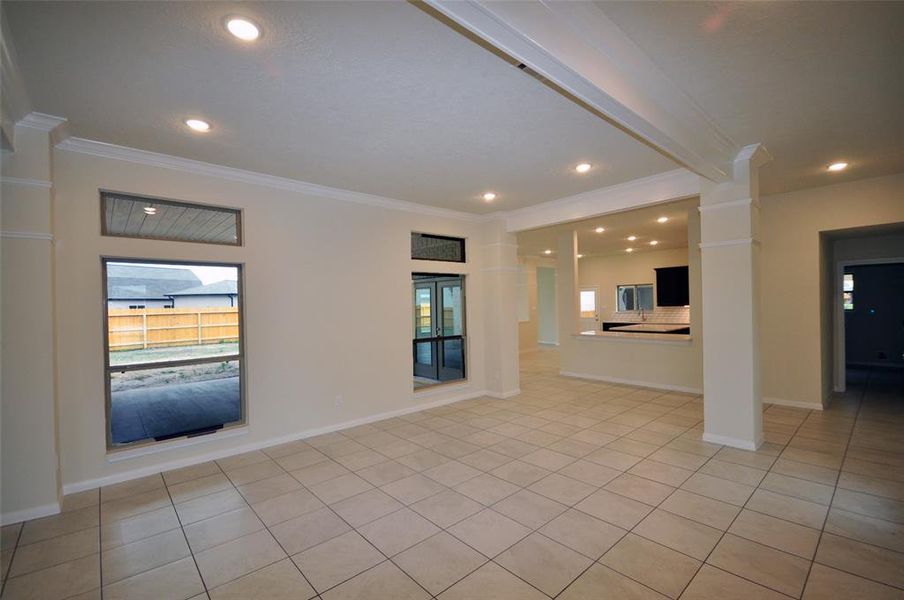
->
[577,330,692,344]
[609,323,690,333]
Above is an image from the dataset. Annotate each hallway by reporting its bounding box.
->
[1,350,901,599]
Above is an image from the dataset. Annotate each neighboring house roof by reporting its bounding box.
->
[107,264,201,299]
[166,280,238,296]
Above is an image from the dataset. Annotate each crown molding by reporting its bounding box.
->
[697,197,759,213]
[698,237,759,249]
[18,112,67,133]
[0,176,53,189]
[1,230,54,241]
[55,136,498,223]
[500,168,699,233]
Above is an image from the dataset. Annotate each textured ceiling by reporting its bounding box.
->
[5,1,676,213]
[517,197,698,259]
[596,1,904,196]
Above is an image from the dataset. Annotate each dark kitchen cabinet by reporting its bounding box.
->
[655,266,689,307]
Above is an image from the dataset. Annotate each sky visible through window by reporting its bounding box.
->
[108,262,237,285]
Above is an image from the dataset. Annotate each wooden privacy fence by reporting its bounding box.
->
[108,307,239,351]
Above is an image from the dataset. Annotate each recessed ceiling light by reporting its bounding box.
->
[594,227,605,233]
[577,254,584,258]
[143,206,157,215]
[482,192,497,202]
[544,249,553,255]
[226,17,260,41]
[657,216,669,223]
[627,235,637,241]
[625,248,634,253]
[827,162,848,172]
[649,240,659,246]
[575,163,592,174]
[185,119,211,132]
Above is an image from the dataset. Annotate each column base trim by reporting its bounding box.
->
[702,431,762,451]
[1,501,61,526]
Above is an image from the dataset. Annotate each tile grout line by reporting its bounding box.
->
[163,465,223,598]
[669,397,813,600]
[802,365,867,594]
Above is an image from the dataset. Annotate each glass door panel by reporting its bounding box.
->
[412,275,465,387]
[414,285,434,338]
[440,282,463,336]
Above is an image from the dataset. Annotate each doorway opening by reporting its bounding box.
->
[413,273,466,390]
[840,262,904,380]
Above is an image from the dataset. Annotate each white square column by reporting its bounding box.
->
[700,144,772,450]
[555,230,578,340]
[480,220,520,397]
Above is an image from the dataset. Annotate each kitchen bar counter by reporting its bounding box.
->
[609,323,690,333]
[576,330,692,344]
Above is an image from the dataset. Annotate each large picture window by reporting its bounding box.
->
[103,258,245,448]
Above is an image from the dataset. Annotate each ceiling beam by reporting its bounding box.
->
[501,169,700,233]
[425,0,738,182]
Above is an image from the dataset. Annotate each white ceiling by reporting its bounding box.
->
[517,197,698,259]
[595,1,904,196]
[5,1,676,213]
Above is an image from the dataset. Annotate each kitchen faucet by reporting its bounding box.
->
[640,307,646,322]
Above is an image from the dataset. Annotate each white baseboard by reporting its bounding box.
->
[62,388,490,496]
[559,370,702,395]
[538,341,559,347]
[763,396,825,411]
[485,388,521,399]
[702,432,761,451]
[1,501,60,526]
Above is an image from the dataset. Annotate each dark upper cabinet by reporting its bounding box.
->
[655,266,689,306]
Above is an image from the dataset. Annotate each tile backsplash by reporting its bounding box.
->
[606,306,690,324]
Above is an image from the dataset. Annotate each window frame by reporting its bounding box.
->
[101,256,247,451]
[100,190,243,247]
[411,232,467,263]
[616,283,654,312]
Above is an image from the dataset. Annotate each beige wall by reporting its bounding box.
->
[517,256,556,352]
[578,247,689,319]
[760,172,904,407]
[1,125,61,521]
[48,148,516,492]
[517,259,538,352]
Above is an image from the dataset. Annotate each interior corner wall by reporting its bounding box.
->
[517,256,556,352]
[536,266,558,345]
[1,125,61,522]
[517,258,539,352]
[49,148,497,493]
[760,172,904,408]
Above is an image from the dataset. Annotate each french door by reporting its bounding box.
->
[413,275,465,383]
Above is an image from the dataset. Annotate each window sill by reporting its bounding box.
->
[106,424,248,463]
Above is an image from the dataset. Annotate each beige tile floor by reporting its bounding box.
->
[2,349,902,599]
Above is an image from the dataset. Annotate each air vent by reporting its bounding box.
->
[516,62,551,85]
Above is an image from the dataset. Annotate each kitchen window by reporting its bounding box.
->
[617,284,654,312]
